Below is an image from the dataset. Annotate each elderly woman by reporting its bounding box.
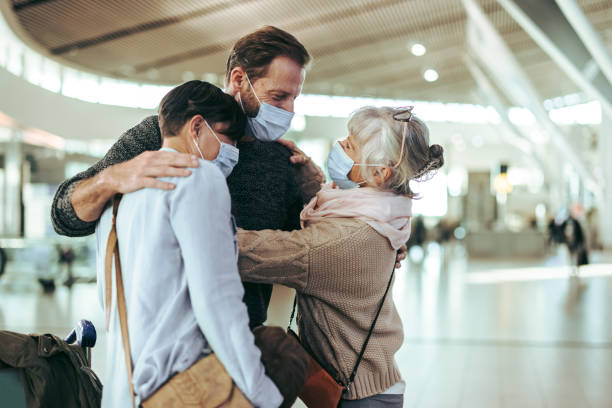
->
[237,106,444,408]
[95,81,283,408]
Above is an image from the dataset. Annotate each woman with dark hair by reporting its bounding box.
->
[95,81,283,407]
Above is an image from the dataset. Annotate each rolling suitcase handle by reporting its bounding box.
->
[65,319,97,367]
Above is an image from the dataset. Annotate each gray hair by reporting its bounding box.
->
[348,106,444,197]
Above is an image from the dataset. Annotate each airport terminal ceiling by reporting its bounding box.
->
[3,0,612,103]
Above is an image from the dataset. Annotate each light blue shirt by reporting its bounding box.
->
[96,148,282,408]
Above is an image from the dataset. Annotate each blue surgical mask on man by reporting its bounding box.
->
[192,120,239,178]
[326,141,384,189]
[237,72,294,142]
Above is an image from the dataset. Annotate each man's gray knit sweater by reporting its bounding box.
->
[51,115,322,327]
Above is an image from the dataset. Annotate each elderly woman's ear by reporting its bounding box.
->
[373,166,392,186]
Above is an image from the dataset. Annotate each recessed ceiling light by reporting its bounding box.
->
[119,65,135,76]
[423,69,439,82]
[202,73,218,84]
[333,84,346,94]
[411,43,426,56]
[146,69,160,80]
[182,71,195,81]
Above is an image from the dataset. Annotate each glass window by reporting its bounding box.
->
[98,78,141,108]
[138,84,173,109]
[62,68,100,103]
[0,31,8,68]
[40,58,61,93]
[24,48,43,85]
[549,101,601,125]
[6,41,23,76]
[0,16,14,69]
[411,172,449,217]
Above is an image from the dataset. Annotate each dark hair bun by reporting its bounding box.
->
[429,144,443,158]
[429,144,444,169]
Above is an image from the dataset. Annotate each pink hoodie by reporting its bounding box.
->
[300,183,412,250]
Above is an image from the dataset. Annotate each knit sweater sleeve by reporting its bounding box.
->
[237,227,313,292]
[237,220,361,293]
[50,115,162,237]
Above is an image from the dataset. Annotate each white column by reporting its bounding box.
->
[2,131,22,237]
[600,113,612,248]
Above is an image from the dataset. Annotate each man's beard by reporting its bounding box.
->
[240,86,261,118]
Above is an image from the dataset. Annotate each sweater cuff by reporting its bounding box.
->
[51,179,97,237]
[343,364,402,400]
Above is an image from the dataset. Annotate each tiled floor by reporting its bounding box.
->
[1,243,611,407]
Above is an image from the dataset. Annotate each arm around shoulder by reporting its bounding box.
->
[51,116,163,236]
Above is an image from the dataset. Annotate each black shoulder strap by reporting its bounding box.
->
[288,295,298,331]
[287,262,396,393]
[345,264,395,393]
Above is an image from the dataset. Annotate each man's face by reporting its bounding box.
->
[238,56,306,117]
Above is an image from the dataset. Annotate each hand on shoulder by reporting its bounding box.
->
[103,150,200,194]
[276,138,325,181]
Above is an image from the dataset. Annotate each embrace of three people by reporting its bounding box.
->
[51,26,444,408]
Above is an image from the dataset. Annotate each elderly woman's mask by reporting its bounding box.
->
[326,142,384,189]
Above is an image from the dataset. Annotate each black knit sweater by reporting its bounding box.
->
[51,115,321,327]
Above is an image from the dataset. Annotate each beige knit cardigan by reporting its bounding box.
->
[237,218,404,400]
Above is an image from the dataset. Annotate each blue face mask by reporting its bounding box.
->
[212,142,239,178]
[238,73,294,142]
[326,141,384,189]
[193,121,239,178]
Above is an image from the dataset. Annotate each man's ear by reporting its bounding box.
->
[228,67,245,90]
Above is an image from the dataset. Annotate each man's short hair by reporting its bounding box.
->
[158,80,246,141]
[225,26,311,84]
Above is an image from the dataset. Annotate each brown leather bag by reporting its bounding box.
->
[105,195,252,408]
[287,263,396,408]
[286,329,343,408]
[140,355,251,408]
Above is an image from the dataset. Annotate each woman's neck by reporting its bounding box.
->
[162,136,197,156]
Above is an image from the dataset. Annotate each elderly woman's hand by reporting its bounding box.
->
[276,138,310,164]
[277,138,326,202]
[277,139,324,175]
[395,245,407,269]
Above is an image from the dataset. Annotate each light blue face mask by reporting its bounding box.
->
[192,121,239,178]
[326,141,384,189]
[238,73,294,142]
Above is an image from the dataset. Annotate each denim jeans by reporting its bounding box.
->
[339,393,404,408]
